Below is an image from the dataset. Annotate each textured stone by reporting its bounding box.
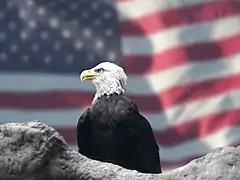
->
[0,121,239,180]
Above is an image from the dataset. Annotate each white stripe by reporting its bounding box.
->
[160,125,240,161]
[68,124,240,162]
[0,89,240,132]
[122,15,240,55]
[117,0,215,22]
[0,108,157,129]
[150,89,240,131]
[0,53,240,95]
[130,54,240,95]
[0,109,82,126]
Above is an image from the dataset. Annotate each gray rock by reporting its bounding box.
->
[0,121,239,180]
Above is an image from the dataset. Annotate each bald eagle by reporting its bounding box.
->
[77,62,162,173]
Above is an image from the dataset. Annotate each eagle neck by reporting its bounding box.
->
[92,80,125,104]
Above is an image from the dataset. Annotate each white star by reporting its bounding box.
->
[48,2,57,7]
[0,52,7,62]
[53,41,62,51]
[72,19,79,26]
[20,30,29,40]
[69,3,78,11]
[8,21,17,31]
[87,54,95,62]
[49,17,59,28]
[93,19,101,26]
[95,39,104,49]
[74,40,83,50]
[82,12,89,18]
[27,0,34,7]
[28,20,37,29]
[0,11,5,19]
[91,2,98,10]
[60,10,67,17]
[37,7,46,16]
[104,0,114,4]
[40,31,49,40]
[103,11,112,19]
[19,9,27,18]
[7,1,14,8]
[107,51,116,61]
[105,29,113,37]
[32,43,40,52]
[10,44,18,53]
[44,55,52,64]
[62,29,71,38]
[82,28,91,37]
[22,55,29,63]
[0,32,6,41]
[66,54,74,64]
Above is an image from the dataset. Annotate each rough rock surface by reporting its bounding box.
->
[0,121,239,180]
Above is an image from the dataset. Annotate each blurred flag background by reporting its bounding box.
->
[0,0,240,171]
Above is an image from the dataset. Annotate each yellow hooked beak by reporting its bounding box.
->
[80,69,96,81]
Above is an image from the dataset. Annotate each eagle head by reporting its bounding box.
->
[80,62,128,101]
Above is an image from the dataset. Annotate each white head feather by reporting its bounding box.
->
[80,62,128,103]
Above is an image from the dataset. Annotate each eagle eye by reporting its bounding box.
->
[95,68,104,73]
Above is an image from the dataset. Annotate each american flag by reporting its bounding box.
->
[1,0,240,171]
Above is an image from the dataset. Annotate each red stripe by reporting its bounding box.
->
[123,35,240,74]
[0,91,159,112]
[55,126,77,144]
[0,75,238,112]
[155,109,240,146]
[0,91,94,109]
[120,1,240,35]
[54,109,240,145]
[158,75,240,109]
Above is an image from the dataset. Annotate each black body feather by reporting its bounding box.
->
[77,93,162,173]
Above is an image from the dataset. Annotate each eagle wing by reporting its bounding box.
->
[76,108,92,157]
[125,111,162,173]
[115,98,162,173]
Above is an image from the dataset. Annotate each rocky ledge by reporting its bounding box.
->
[0,121,239,180]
